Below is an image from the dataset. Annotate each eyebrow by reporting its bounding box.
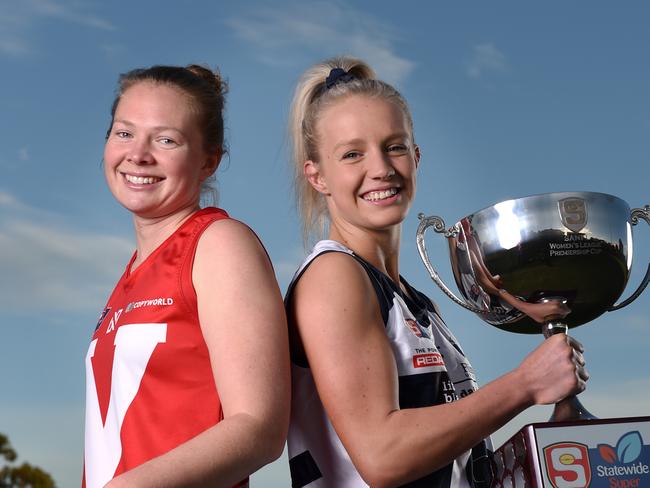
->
[332,138,365,153]
[332,132,411,152]
[112,119,182,133]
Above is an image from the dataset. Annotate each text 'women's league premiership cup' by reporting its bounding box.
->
[416,192,650,488]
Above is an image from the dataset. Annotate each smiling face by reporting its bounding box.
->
[306,95,419,235]
[103,82,218,219]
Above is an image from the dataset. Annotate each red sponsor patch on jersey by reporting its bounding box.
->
[413,352,444,368]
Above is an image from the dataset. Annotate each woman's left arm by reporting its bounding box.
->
[108,219,290,487]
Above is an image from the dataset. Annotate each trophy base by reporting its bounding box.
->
[490,416,650,487]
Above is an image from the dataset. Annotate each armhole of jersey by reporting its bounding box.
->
[178,212,231,321]
[419,290,440,315]
[349,256,390,325]
[287,249,390,368]
[234,219,275,271]
[402,276,444,320]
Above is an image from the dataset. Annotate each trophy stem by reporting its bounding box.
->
[539,301,597,422]
[550,395,597,422]
[541,320,568,338]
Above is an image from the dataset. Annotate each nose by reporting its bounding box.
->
[367,150,396,180]
[127,139,154,165]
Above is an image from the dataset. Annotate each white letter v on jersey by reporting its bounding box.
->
[84,323,167,488]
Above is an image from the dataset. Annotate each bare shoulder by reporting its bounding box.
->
[296,251,371,296]
[193,218,277,296]
[197,218,267,261]
[292,251,379,333]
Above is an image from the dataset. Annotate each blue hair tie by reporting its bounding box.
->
[325,67,356,90]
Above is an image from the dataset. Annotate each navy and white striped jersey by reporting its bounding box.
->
[286,240,492,488]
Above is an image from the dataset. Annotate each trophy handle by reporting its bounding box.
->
[608,205,650,312]
[416,213,492,315]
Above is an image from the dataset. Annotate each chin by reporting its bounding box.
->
[367,216,407,231]
[117,198,159,216]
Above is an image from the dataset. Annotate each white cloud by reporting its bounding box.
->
[18,147,29,161]
[0,148,30,169]
[0,190,19,206]
[227,2,414,85]
[0,37,30,56]
[0,0,113,57]
[25,0,114,30]
[0,193,132,315]
[466,42,508,79]
[99,42,125,59]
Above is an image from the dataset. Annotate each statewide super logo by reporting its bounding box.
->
[543,431,650,488]
[594,431,649,487]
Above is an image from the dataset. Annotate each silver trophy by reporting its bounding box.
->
[416,191,649,421]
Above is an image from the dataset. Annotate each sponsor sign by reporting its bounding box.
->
[125,297,174,312]
[538,422,650,488]
[412,352,444,369]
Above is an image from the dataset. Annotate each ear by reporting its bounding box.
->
[200,149,222,180]
[414,144,421,169]
[304,160,330,195]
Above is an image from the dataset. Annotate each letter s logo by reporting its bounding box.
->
[558,198,588,233]
[543,442,591,488]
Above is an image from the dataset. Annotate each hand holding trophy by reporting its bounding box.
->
[416,191,649,487]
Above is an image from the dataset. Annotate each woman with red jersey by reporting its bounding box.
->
[84,65,289,487]
[284,56,588,487]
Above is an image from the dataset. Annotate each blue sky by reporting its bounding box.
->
[1,1,649,486]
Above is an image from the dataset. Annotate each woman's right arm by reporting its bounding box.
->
[290,251,587,488]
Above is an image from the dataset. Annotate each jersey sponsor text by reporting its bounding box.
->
[413,352,444,368]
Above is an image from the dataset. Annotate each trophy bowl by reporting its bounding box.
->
[416,191,649,334]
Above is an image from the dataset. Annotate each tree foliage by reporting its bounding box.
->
[0,434,56,488]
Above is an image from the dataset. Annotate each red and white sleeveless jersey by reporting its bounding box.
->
[83,207,245,487]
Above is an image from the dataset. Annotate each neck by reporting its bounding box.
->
[131,204,200,268]
[329,222,402,283]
